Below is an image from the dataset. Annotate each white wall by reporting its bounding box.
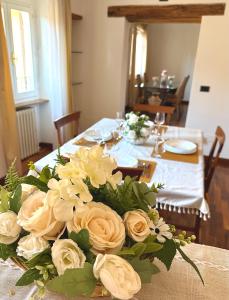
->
[71,0,229,158]
[146,23,200,101]
[186,9,229,158]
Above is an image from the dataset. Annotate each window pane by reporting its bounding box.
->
[11,9,35,94]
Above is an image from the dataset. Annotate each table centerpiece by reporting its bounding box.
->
[0,146,203,299]
[123,112,153,145]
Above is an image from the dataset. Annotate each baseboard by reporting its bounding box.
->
[39,142,53,151]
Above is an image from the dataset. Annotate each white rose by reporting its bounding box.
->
[127,130,136,139]
[128,114,139,125]
[51,239,86,275]
[140,127,150,137]
[17,190,65,240]
[124,210,151,242]
[17,234,49,259]
[67,202,125,254]
[0,211,21,244]
[93,254,141,300]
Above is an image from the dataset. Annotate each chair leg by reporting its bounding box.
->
[194,215,201,243]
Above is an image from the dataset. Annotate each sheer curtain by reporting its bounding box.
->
[0,4,22,177]
[128,25,147,106]
[36,0,73,146]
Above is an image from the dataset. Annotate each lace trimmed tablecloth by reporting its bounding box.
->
[35,118,209,219]
[0,243,229,300]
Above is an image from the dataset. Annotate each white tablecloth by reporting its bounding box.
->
[1,243,229,300]
[35,118,209,219]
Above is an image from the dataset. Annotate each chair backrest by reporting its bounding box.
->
[175,75,190,103]
[113,167,144,180]
[133,104,175,124]
[205,126,225,193]
[54,111,81,146]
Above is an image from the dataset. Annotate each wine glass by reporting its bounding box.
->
[154,112,165,138]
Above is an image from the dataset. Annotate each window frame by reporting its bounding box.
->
[1,0,38,102]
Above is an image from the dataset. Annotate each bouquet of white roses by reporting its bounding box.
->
[123,112,153,144]
[0,146,203,299]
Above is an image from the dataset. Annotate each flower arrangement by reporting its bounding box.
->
[123,112,153,144]
[0,146,203,300]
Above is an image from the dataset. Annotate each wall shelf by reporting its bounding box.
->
[72,13,83,21]
[72,82,83,86]
[72,51,83,54]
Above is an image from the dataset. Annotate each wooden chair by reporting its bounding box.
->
[113,167,144,180]
[164,75,190,120]
[54,111,81,146]
[205,126,225,193]
[133,104,175,125]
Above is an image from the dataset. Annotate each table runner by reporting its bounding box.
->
[35,118,209,219]
[1,243,228,299]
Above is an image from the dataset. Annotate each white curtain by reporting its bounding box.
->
[135,25,147,77]
[36,0,73,146]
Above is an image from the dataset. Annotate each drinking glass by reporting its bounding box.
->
[154,112,165,137]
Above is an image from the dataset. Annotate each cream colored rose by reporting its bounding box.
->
[17,234,49,259]
[51,239,86,275]
[93,254,141,300]
[124,209,151,242]
[21,184,37,202]
[17,190,65,240]
[67,202,125,254]
[0,211,21,244]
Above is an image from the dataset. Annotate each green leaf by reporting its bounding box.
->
[0,187,10,212]
[131,242,146,257]
[9,184,22,213]
[39,166,51,184]
[154,239,177,270]
[129,257,160,283]
[0,243,17,260]
[25,248,52,268]
[118,248,136,256]
[22,176,48,192]
[177,246,204,285]
[47,263,97,297]
[144,242,163,254]
[69,229,91,252]
[16,268,41,286]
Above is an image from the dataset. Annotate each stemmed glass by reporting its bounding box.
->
[153,112,166,157]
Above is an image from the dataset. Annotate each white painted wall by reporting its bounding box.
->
[71,0,229,158]
[186,9,229,158]
[146,23,200,101]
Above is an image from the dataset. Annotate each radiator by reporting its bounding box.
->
[16,107,39,160]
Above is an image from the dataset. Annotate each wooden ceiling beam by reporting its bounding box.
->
[108,4,226,21]
[127,16,202,24]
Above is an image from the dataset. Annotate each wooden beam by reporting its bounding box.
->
[108,4,226,21]
[72,13,83,21]
[127,16,202,24]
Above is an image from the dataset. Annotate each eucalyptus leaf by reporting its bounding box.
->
[69,229,91,252]
[22,176,48,192]
[144,242,163,254]
[129,257,160,283]
[0,243,17,260]
[131,242,146,257]
[47,263,96,297]
[9,184,22,214]
[25,248,52,268]
[118,248,136,256]
[16,268,41,286]
[153,239,177,270]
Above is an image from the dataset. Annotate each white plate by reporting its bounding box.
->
[164,139,197,154]
[83,130,113,142]
[115,156,138,168]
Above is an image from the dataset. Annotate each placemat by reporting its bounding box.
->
[139,160,157,183]
[160,149,200,164]
[73,136,122,148]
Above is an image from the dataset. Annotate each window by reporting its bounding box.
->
[135,26,147,77]
[1,1,37,101]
